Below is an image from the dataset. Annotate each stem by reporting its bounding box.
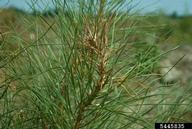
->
[74,84,100,129]
[74,1,108,128]
[74,55,106,129]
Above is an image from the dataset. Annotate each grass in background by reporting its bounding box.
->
[0,0,192,129]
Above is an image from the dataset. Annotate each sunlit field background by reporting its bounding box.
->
[0,0,192,128]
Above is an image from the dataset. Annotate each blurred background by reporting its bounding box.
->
[0,0,192,15]
[0,0,192,85]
